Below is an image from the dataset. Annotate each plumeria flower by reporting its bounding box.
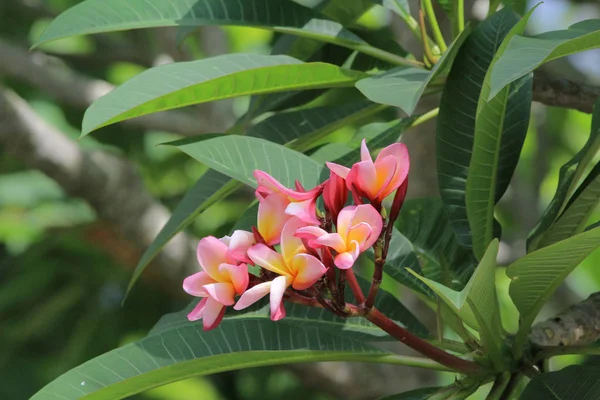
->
[322,170,348,221]
[326,140,409,207]
[296,204,383,270]
[183,234,253,331]
[254,171,320,225]
[234,218,327,321]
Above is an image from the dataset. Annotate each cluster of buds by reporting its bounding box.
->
[183,140,410,331]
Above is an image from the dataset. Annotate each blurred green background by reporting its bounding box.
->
[2,0,600,399]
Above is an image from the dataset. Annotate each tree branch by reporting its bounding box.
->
[0,88,197,286]
[533,72,600,114]
[0,39,225,136]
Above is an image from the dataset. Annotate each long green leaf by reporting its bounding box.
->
[489,19,600,99]
[528,98,600,251]
[173,135,323,189]
[379,387,441,400]
[408,240,504,368]
[466,8,534,259]
[81,54,365,136]
[355,25,471,115]
[537,162,600,248]
[31,318,394,400]
[436,8,521,248]
[396,197,477,288]
[507,225,600,351]
[34,0,367,49]
[519,366,600,400]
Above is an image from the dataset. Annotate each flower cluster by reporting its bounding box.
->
[183,140,410,331]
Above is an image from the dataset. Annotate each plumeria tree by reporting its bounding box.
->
[28,0,600,399]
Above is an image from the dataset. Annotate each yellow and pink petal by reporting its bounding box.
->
[182,271,216,297]
[290,254,327,290]
[257,193,291,246]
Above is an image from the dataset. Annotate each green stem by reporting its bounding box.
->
[421,0,447,52]
[410,107,439,127]
[486,373,511,400]
[391,0,441,54]
[499,373,523,400]
[375,354,455,371]
[454,0,465,37]
[534,345,600,363]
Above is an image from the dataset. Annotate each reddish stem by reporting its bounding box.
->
[345,268,365,303]
[366,308,481,375]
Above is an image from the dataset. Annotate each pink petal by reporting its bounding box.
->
[280,218,307,266]
[326,162,351,179]
[271,302,286,321]
[254,170,316,201]
[257,193,290,246]
[360,139,373,163]
[291,254,327,290]
[314,233,347,254]
[351,160,379,199]
[375,142,409,164]
[183,271,216,297]
[350,205,383,250]
[227,230,255,263]
[270,275,289,321]
[234,281,272,310]
[372,155,399,200]
[218,263,249,294]
[285,199,319,225]
[203,282,236,306]
[247,243,291,276]
[197,237,229,280]
[334,251,358,269]
[336,206,358,243]
[187,297,208,321]
[202,297,226,331]
[347,222,373,250]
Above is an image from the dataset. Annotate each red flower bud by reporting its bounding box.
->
[323,170,348,221]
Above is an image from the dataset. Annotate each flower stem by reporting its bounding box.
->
[421,0,447,52]
[390,0,440,54]
[345,268,365,303]
[455,0,465,36]
[365,307,482,375]
[419,9,439,66]
[410,107,439,127]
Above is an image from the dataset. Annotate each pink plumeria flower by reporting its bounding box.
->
[254,170,320,225]
[183,234,252,331]
[296,204,383,270]
[234,218,327,321]
[326,140,409,206]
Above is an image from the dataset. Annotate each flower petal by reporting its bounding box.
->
[360,139,373,163]
[197,237,229,280]
[271,302,286,321]
[247,243,291,276]
[234,281,272,310]
[254,170,316,200]
[334,252,357,269]
[347,222,373,250]
[350,205,383,250]
[187,297,208,321]
[270,275,289,321]
[291,254,327,290]
[375,143,410,200]
[227,230,255,263]
[326,162,351,180]
[218,263,249,294]
[203,282,236,306]
[202,297,226,331]
[336,206,357,243]
[182,271,215,297]
[285,199,319,225]
[351,160,379,199]
[257,193,290,246]
[314,233,347,254]
[280,218,307,266]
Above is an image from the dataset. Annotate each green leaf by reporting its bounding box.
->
[489,19,600,100]
[409,240,504,367]
[396,197,477,288]
[536,162,600,248]
[437,8,522,248]
[34,0,367,50]
[249,100,383,151]
[507,226,600,350]
[519,366,600,400]
[355,25,471,115]
[466,8,534,259]
[123,171,235,301]
[31,318,391,400]
[379,387,441,400]
[528,98,600,251]
[173,135,323,189]
[82,54,365,136]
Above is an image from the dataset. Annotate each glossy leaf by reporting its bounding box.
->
[519,366,600,400]
[31,318,390,400]
[34,0,368,51]
[508,226,600,349]
[437,8,521,248]
[355,26,471,115]
[396,197,477,289]
[409,240,504,367]
[466,8,534,259]
[82,54,365,136]
[379,387,441,400]
[528,98,600,251]
[489,20,600,99]
[173,135,323,189]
